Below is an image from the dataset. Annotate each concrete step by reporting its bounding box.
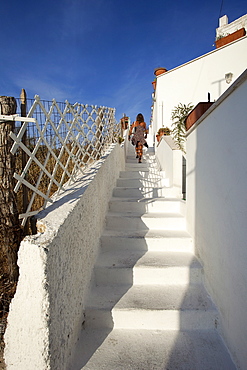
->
[124,163,159,171]
[117,177,164,188]
[105,212,186,231]
[70,329,236,370]
[108,197,185,214]
[119,169,162,178]
[94,251,202,285]
[124,164,158,171]
[125,162,151,170]
[86,284,217,330]
[101,229,194,253]
[88,283,215,312]
[112,186,181,199]
[125,157,153,164]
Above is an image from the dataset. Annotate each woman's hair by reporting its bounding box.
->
[136,113,144,123]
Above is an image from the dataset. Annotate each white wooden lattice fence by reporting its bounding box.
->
[1,96,120,227]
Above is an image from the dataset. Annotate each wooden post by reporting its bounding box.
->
[0,96,22,282]
[20,89,29,235]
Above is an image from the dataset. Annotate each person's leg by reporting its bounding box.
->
[135,142,139,158]
[136,142,143,162]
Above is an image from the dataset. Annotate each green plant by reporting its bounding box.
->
[118,136,124,144]
[158,127,171,136]
[171,103,194,153]
[152,78,157,88]
[216,33,229,40]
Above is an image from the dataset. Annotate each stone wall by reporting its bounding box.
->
[4,142,126,370]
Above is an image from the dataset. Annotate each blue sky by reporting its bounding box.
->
[0,0,246,124]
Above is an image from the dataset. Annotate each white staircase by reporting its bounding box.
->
[70,145,236,370]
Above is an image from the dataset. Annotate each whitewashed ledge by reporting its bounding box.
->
[4,141,126,370]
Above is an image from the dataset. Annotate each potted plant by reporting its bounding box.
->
[152,78,157,90]
[156,127,171,143]
[185,102,214,131]
[158,127,171,136]
[154,67,168,76]
[171,103,194,153]
[215,28,246,48]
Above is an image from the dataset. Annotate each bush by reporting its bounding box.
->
[171,103,194,153]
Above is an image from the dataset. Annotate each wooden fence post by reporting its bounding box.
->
[20,89,29,235]
[0,96,22,282]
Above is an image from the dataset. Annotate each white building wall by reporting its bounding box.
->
[186,71,247,369]
[216,14,247,38]
[4,142,126,370]
[153,36,247,137]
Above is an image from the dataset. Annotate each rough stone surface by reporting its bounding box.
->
[4,142,125,370]
[71,329,236,370]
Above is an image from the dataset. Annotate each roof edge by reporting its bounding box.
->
[156,35,247,78]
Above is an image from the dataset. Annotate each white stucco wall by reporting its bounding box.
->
[186,70,247,369]
[4,142,126,370]
[156,137,173,187]
[156,136,182,193]
[152,36,247,137]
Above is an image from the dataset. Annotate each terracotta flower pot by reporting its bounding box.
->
[158,128,171,136]
[154,67,168,76]
[152,80,156,90]
[215,28,246,48]
[156,134,160,142]
[185,102,214,131]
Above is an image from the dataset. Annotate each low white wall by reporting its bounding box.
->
[156,136,182,194]
[4,142,126,370]
[186,71,247,369]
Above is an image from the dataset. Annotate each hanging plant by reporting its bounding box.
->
[171,103,194,153]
